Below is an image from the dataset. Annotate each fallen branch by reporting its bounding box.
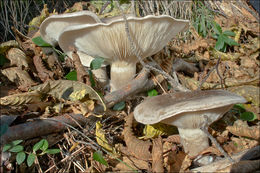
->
[0,114,87,146]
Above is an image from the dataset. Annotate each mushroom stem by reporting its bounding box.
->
[110,61,136,91]
[178,128,209,157]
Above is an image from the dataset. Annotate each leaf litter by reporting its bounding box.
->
[0,1,259,172]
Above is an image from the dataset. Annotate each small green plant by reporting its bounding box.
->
[3,139,60,167]
[113,101,125,111]
[147,89,158,97]
[93,151,108,166]
[192,1,239,52]
[232,104,257,122]
[211,22,239,52]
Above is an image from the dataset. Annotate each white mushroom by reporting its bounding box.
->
[58,15,189,91]
[40,11,101,46]
[134,90,247,157]
[39,11,108,85]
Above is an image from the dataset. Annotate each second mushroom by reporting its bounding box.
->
[133,90,247,157]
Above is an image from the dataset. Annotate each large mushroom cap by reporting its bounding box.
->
[58,15,189,64]
[134,90,247,126]
[40,11,101,46]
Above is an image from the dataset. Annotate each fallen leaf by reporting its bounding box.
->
[6,48,30,68]
[115,156,149,171]
[0,91,42,106]
[96,121,114,152]
[152,137,164,172]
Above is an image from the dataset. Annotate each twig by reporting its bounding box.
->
[197,57,222,90]
[200,115,235,163]
[99,1,111,15]
[116,1,188,92]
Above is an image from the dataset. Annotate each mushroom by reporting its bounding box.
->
[133,90,247,157]
[40,11,101,46]
[58,15,189,91]
[39,11,108,85]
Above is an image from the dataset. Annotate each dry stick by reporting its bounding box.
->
[200,115,235,163]
[116,1,188,92]
[197,57,222,90]
[99,1,111,15]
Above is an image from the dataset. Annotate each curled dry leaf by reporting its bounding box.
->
[122,113,152,161]
[31,80,106,110]
[0,91,42,106]
[1,67,36,89]
[164,135,181,143]
[199,146,223,157]
[6,48,30,68]
[152,137,164,173]
[33,54,54,82]
[226,120,260,140]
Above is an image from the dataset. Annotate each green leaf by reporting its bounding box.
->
[0,123,8,137]
[93,151,108,166]
[223,36,239,46]
[223,30,236,36]
[215,35,225,50]
[90,57,105,70]
[212,21,222,35]
[27,153,36,167]
[40,139,48,151]
[11,140,23,146]
[45,149,60,154]
[32,36,52,47]
[233,104,246,113]
[148,89,158,97]
[33,139,44,153]
[16,152,26,165]
[3,144,12,152]
[65,70,77,81]
[201,16,206,37]
[240,112,257,122]
[88,70,96,87]
[113,101,125,111]
[9,145,24,153]
[0,54,9,66]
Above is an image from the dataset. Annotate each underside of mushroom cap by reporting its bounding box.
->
[40,11,101,46]
[134,90,247,125]
[58,15,189,64]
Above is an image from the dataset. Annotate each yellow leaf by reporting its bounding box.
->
[96,121,113,152]
[140,123,178,140]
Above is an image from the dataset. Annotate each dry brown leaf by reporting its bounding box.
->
[6,48,30,68]
[30,80,106,110]
[1,67,36,88]
[33,54,54,82]
[152,137,164,172]
[0,91,42,106]
[199,146,222,157]
[115,156,149,171]
[164,135,181,143]
[226,120,260,140]
[170,151,187,173]
[228,85,259,106]
[180,154,192,172]
[122,113,152,161]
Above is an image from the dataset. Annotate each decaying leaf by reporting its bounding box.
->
[30,80,106,110]
[1,67,36,88]
[152,137,164,172]
[0,91,42,106]
[122,113,152,161]
[33,53,54,82]
[6,48,30,68]
[226,120,260,140]
[96,121,114,152]
[0,40,19,54]
[114,156,149,171]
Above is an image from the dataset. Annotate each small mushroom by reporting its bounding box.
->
[58,15,189,91]
[134,90,247,157]
[40,11,108,85]
[40,11,101,46]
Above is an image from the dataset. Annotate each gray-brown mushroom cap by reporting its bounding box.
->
[134,90,247,125]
